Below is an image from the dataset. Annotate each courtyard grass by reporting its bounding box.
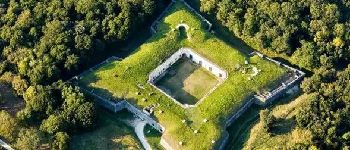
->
[70,109,142,150]
[77,1,288,149]
[155,58,219,105]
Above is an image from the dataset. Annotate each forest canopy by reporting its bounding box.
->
[0,0,165,84]
[200,0,350,70]
[0,0,166,149]
[199,0,350,149]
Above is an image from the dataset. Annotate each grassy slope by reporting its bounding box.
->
[78,1,287,149]
[70,109,142,150]
[242,94,312,149]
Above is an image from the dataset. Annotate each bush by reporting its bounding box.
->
[0,110,19,142]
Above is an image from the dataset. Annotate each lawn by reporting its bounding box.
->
[70,109,142,150]
[77,1,288,149]
[155,58,219,105]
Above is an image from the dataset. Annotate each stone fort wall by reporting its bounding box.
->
[148,47,227,84]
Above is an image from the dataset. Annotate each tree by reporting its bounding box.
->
[15,128,42,150]
[200,0,350,71]
[23,85,56,121]
[61,85,96,130]
[0,111,19,142]
[51,132,69,150]
[296,66,350,148]
[40,114,65,134]
[11,75,29,96]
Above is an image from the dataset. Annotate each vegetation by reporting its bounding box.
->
[155,58,219,105]
[242,94,313,149]
[1,0,347,149]
[77,1,287,149]
[0,110,19,142]
[200,0,350,71]
[69,109,142,150]
[197,0,350,149]
[0,0,167,149]
[294,66,350,149]
[0,0,166,84]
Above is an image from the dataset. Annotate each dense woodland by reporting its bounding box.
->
[201,0,350,70]
[0,0,165,149]
[200,0,350,149]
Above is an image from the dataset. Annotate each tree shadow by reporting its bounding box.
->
[270,117,295,135]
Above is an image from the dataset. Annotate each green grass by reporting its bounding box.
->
[70,109,142,150]
[77,1,287,149]
[156,58,219,105]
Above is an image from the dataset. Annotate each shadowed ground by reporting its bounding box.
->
[156,58,219,105]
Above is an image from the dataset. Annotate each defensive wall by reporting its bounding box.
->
[148,47,227,108]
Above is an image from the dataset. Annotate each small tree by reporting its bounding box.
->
[40,114,65,134]
[51,132,69,150]
[12,75,29,96]
[0,110,19,142]
[15,128,42,150]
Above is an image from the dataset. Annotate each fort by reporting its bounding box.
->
[72,1,306,149]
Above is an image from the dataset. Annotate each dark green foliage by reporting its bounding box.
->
[200,0,350,148]
[0,0,164,84]
[17,81,96,133]
[200,0,350,70]
[0,1,165,148]
[14,128,43,150]
[296,66,350,149]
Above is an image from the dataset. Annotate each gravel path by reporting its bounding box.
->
[123,118,151,150]
[134,121,151,150]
